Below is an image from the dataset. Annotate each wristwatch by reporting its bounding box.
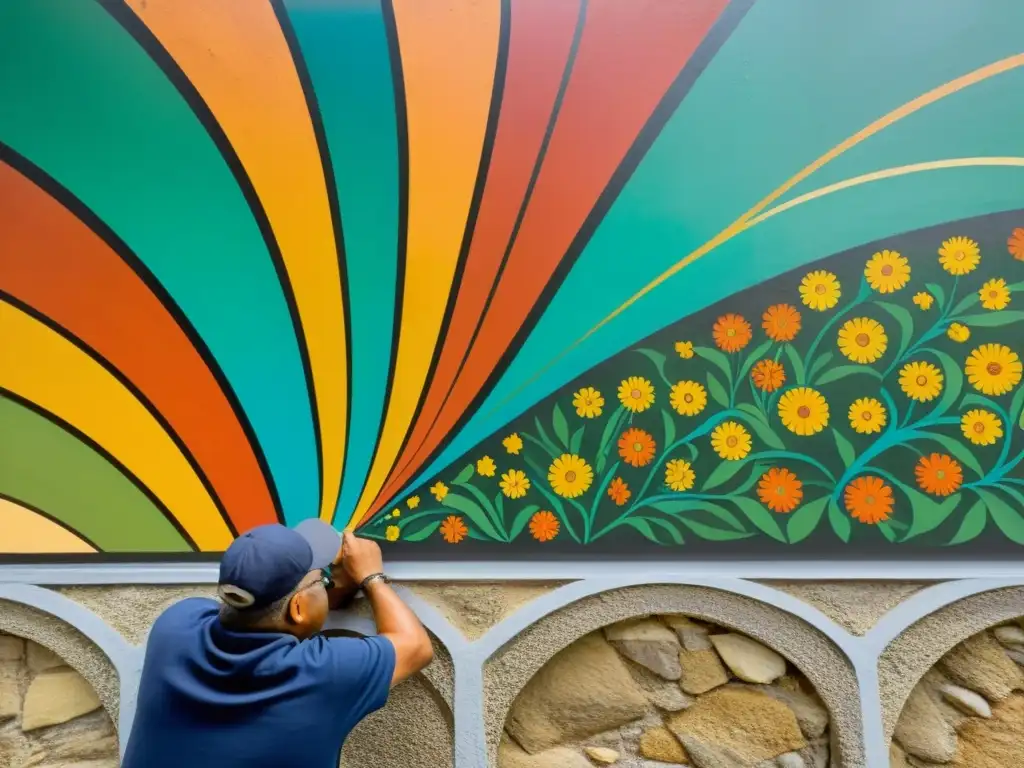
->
[360,572,390,590]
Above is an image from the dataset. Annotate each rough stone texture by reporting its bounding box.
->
[0,673,19,719]
[710,634,786,685]
[798,736,829,768]
[893,682,956,763]
[938,632,1023,701]
[993,625,1024,646]
[583,745,620,764]
[25,644,63,674]
[678,648,730,695]
[775,753,805,768]
[22,669,102,732]
[749,681,829,739]
[0,637,24,661]
[625,658,696,712]
[640,725,688,764]
[760,581,929,635]
[505,633,648,753]
[407,582,562,640]
[341,674,453,767]
[666,688,805,767]
[605,618,682,680]
[499,736,592,768]
[890,742,910,767]
[939,683,991,718]
[664,616,713,651]
[950,694,1024,767]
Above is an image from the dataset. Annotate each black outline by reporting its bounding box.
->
[1,291,239,538]
[0,390,199,551]
[0,143,285,525]
[271,0,353,520]
[99,0,321,520]
[0,492,103,554]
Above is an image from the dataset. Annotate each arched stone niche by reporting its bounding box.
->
[485,584,862,767]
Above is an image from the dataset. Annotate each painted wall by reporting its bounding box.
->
[1,0,1022,558]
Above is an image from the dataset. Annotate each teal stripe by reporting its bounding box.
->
[0,0,317,524]
[408,0,1024,492]
[283,0,400,523]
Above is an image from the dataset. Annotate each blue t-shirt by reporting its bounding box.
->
[122,598,395,768]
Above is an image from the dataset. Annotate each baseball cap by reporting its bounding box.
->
[218,519,341,610]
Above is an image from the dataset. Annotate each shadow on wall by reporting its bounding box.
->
[499,614,831,768]
[0,632,118,767]
[891,618,1024,767]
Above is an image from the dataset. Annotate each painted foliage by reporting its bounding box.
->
[0,0,1022,558]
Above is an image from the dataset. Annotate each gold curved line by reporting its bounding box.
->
[746,157,1024,227]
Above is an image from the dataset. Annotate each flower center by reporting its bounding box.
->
[990,290,999,299]
[865,495,876,506]
[936,470,946,480]
[631,389,641,399]
[973,421,986,434]
[564,471,577,483]
[955,251,965,261]
[855,333,871,347]
[726,328,737,337]
[726,436,738,448]
[775,485,785,495]
[881,265,893,276]
[683,393,694,403]
[797,405,811,418]
[861,411,873,421]
[987,362,1002,376]
[916,375,928,386]
[814,284,827,295]
[633,442,644,453]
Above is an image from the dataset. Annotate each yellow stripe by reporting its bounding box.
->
[0,498,96,554]
[0,301,232,550]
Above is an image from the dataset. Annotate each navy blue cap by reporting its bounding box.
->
[218,520,341,610]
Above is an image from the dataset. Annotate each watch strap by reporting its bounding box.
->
[360,572,390,590]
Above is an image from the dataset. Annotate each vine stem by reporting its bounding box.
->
[802,279,871,382]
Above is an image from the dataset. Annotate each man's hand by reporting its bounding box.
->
[340,532,384,585]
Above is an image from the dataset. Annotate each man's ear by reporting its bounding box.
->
[287,592,307,625]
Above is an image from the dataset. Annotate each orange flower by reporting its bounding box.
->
[1009,227,1024,261]
[713,313,753,353]
[843,476,894,524]
[529,510,560,542]
[751,359,786,392]
[757,468,803,513]
[607,477,631,506]
[439,515,468,544]
[915,453,963,497]
[762,304,802,342]
[618,428,657,467]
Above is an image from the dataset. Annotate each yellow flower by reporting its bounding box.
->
[938,236,980,275]
[476,455,496,477]
[947,322,970,343]
[912,292,934,310]
[965,343,1022,396]
[711,421,752,461]
[675,341,694,359]
[864,249,910,293]
[500,469,530,499]
[406,495,420,509]
[979,278,1011,311]
[837,317,888,364]
[961,409,1003,446]
[618,376,655,413]
[665,459,695,492]
[899,361,943,402]
[503,433,523,455]
[848,397,887,435]
[799,270,841,311]
[390,508,401,518]
[669,380,707,417]
[572,386,604,418]
[430,481,449,502]
[778,387,830,436]
[548,454,593,499]
[385,525,400,542]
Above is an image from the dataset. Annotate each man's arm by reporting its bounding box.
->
[340,532,434,687]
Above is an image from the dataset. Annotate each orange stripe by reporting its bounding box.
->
[125,0,347,521]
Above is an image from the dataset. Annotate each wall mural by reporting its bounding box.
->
[0,0,1022,559]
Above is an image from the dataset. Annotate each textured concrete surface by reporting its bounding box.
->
[879,586,1024,742]
[408,583,564,640]
[483,584,863,767]
[57,585,216,644]
[761,581,930,636]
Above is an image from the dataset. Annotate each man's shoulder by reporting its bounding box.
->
[151,596,218,635]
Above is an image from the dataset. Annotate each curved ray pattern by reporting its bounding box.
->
[0,498,97,555]
[2,0,1023,555]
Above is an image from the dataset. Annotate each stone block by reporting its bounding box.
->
[939,683,991,718]
[893,682,956,763]
[500,736,593,768]
[583,745,620,764]
[939,632,1023,702]
[0,637,24,662]
[710,635,786,685]
[26,642,65,673]
[993,625,1024,646]
[663,616,713,652]
[951,694,1024,767]
[0,674,20,720]
[625,659,695,712]
[678,649,729,695]
[639,726,688,764]
[21,669,101,731]
[605,619,682,681]
[751,681,828,739]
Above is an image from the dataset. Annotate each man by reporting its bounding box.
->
[121,520,433,767]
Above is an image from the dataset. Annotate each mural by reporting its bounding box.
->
[0,0,1022,559]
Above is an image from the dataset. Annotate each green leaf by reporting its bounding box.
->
[784,344,806,386]
[931,349,964,417]
[739,339,774,380]
[736,411,785,449]
[877,522,897,542]
[533,417,561,456]
[877,301,915,360]
[731,497,786,542]
[948,499,987,545]
[695,346,732,383]
[808,352,834,384]
[636,348,671,384]
[1009,382,1024,426]
[706,372,729,407]
[832,429,856,468]
[958,311,1024,327]
[452,463,474,484]
[960,393,997,411]
[623,517,666,544]
[508,504,540,541]
[920,433,984,478]
[814,364,882,386]
[401,521,441,542]
[456,482,501,532]
[828,498,851,542]
[701,459,750,491]
[787,497,828,543]
[442,492,504,541]
[951,292,979,316]
[648,517,685,545]
[899,481,960,541]
[649,500,746,531]
[925,282,945,308]
[661,409,677,449]
[596,408,625,474]
[981,490,1024,544]
[552,403,570,448]
[736,403,768,423]
[569,426,585,456]
[678,518,756,541]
